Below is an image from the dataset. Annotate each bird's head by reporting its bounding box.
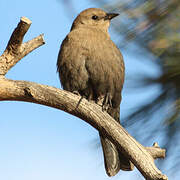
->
[70,8,119,32]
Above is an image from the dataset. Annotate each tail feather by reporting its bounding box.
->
[100,134,120,176]
[100,106,134,176]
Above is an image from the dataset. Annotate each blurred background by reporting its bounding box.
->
[0,0,179,179]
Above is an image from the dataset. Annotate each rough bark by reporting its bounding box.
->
[0,17,168,180]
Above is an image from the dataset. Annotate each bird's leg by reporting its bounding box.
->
[96,95,104,108]
[87,91,93,101]
[96,93,112,111]
[102,92,112,111]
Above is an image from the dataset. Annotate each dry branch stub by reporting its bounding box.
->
[0,16,44,75]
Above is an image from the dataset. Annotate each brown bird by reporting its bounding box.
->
[57,8,133,176]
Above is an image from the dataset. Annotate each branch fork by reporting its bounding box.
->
[0,17,44,75]
[0,17,168,180]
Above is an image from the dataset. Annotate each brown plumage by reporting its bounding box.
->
[57,8,133,176]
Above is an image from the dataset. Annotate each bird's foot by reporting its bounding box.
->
[72,91,83,109]
[73,90,81,96]
[96,93,112,111]
[102,93,112,111]
[96,96,104,108]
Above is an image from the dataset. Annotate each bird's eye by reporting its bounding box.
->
[92,15,98,20]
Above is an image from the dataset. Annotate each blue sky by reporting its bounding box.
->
[0,0,174,180]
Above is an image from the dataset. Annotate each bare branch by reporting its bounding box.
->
[0,17,168,180]
[0,17,45,75]
[146,142,166,159]
[0,78,167,180]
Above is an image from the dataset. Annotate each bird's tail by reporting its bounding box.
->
[100,107,134,176]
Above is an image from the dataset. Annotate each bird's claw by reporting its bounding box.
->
[73,90,81,96]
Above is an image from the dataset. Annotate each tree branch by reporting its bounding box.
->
[0,17,45,75]
[0,17,168,180]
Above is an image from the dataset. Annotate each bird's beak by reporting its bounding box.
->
[104,13,119,20]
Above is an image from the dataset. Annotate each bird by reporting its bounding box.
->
[57,8,133,176]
